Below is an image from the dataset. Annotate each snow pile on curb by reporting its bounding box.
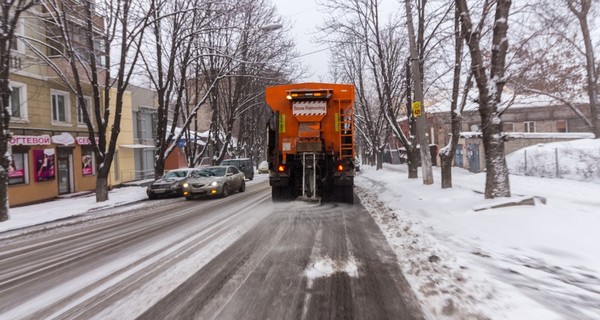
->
[357,187,500,319]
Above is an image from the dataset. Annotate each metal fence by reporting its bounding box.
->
[508,147,600,181]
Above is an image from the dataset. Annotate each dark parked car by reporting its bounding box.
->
[146,168,200,199]
[221,158,254,180]
[182,166,246,199]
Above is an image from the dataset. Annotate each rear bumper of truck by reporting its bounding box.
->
[333,174,354,186]
[333,166,355,186]
[269,174,290,187]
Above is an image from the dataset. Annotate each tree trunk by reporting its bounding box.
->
[568,0,599,137]
[407,150,419,178]
[154,158,165,180]
[95,176,110,202]
[440,114,462,189]
[457,0,512,198]
[440,156,452,188]
[375,149,383,170]
[0,78,10,222]
[404,0,433,185]
[440,5,465,189]
[0,165,8,222]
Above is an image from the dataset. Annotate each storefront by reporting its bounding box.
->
[8,132,97,207]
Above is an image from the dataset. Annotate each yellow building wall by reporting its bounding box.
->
[107,89,136,186]
[8,147,58,206]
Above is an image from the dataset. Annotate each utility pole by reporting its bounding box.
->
[404,0,433,185]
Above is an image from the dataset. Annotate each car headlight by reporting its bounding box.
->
[182,182,189,188]
[210,181,218,187]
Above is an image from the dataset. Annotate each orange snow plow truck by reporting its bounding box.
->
[265,83,356,203]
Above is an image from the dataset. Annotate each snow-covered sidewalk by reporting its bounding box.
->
[356,164,600,320]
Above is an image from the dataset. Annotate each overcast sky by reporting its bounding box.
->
[272,0,330,82]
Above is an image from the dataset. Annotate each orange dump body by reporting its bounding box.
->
[265,83,355,160]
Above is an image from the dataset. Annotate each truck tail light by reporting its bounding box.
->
[337,164,344,171]
[278,165,286,172]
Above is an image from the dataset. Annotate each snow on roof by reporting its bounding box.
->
[460,132,596,139]
[427,92,588,114]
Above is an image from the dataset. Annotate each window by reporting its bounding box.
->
[51,90,71,124]
[9,81,27,120]
[82,147,95,176]
[557,120,568,133]
[135,108,157,143]
[10,21,25,53]
[502,122,514,132]
[524,121,535,133]
[77,96,92,125]
[47,25,65,56]
[8,151,29,185]
[113,150,119,180]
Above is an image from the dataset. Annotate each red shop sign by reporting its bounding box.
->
[9,135,51,146]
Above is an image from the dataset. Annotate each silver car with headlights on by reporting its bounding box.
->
[182,166,246,199]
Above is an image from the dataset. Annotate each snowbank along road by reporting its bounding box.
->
[0,181,424,319]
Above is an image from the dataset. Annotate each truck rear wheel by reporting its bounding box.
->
[334,185,354,204]
[343,186,354,204]
[272,186,283,201]
[272,186,293,201]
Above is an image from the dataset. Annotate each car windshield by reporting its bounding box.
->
[204,167,226,177]
[194,170,215,177]
[162,170,189,179]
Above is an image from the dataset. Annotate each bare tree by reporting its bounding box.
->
[404,0,434,185]
[508,0,597,135]
[0,0,38,220]
[439,5,468,189]
[193,0,296,166]
[140,0,222,179]
[333,34,389,169]
[456,0,512,198]
[28,0,150,201]
[565,0,598,137]
[320,0,408,170]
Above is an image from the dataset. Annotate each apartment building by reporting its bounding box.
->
[7,2,147,206]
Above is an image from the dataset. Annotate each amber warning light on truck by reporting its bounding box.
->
[285,89,332,100]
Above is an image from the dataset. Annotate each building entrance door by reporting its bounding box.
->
[57,149,73,194]
[467,143,480,173]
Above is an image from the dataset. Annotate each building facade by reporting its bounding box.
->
[7,2,149,206]
[391,94,594,172]
[130,85,158,180]
[428,95,594,172]
[8,4,100,206]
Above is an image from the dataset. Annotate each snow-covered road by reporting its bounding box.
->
[0,183,273,319]
[1,178,425,319]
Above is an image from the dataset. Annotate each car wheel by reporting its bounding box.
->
[239,180,246,192]
[185,195,193,201]
[221,184,229,198]
[148,193,157,200]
